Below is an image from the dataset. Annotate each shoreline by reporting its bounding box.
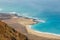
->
[1,12,60,36]
[1,12,60,37]
[17,13,60,37]
[28,25,60,37]
[1,13,60,39]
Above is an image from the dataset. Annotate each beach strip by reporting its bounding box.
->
[26,25,60,39]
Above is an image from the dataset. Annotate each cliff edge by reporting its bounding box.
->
[0,21,28,40]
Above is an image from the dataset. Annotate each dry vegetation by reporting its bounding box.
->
[0,21,28,40]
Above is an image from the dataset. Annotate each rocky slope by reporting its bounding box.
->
[0,21,28,40]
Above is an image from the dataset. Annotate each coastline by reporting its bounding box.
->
[1,12,60,36]
[26,25,60,39]
[20,15,60,37]
[1,13,60,40]
[28,25,60,36]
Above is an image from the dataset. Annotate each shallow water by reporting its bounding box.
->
[32,12,60,34]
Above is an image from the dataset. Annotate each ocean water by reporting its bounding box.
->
[0,0,60,35]
[32,12,60,34]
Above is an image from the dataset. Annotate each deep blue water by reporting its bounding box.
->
[0,0,60,34]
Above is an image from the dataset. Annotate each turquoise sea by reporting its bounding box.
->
[0,0,60,35]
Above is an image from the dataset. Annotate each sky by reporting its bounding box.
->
[0,0,60,14]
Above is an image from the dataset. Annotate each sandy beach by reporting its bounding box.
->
[1,14,60,40]
[26,25,60,40]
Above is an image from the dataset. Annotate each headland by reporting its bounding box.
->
[0,13,60,40]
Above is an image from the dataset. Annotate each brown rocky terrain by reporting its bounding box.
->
[0,21,28,40]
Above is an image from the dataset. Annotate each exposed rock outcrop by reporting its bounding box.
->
[0,21,28,40]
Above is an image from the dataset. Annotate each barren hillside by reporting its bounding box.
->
[0,21,28,40]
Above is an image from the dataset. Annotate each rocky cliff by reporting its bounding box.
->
[0,21,28,40]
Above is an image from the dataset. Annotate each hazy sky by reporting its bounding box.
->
[0,0,60,12]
